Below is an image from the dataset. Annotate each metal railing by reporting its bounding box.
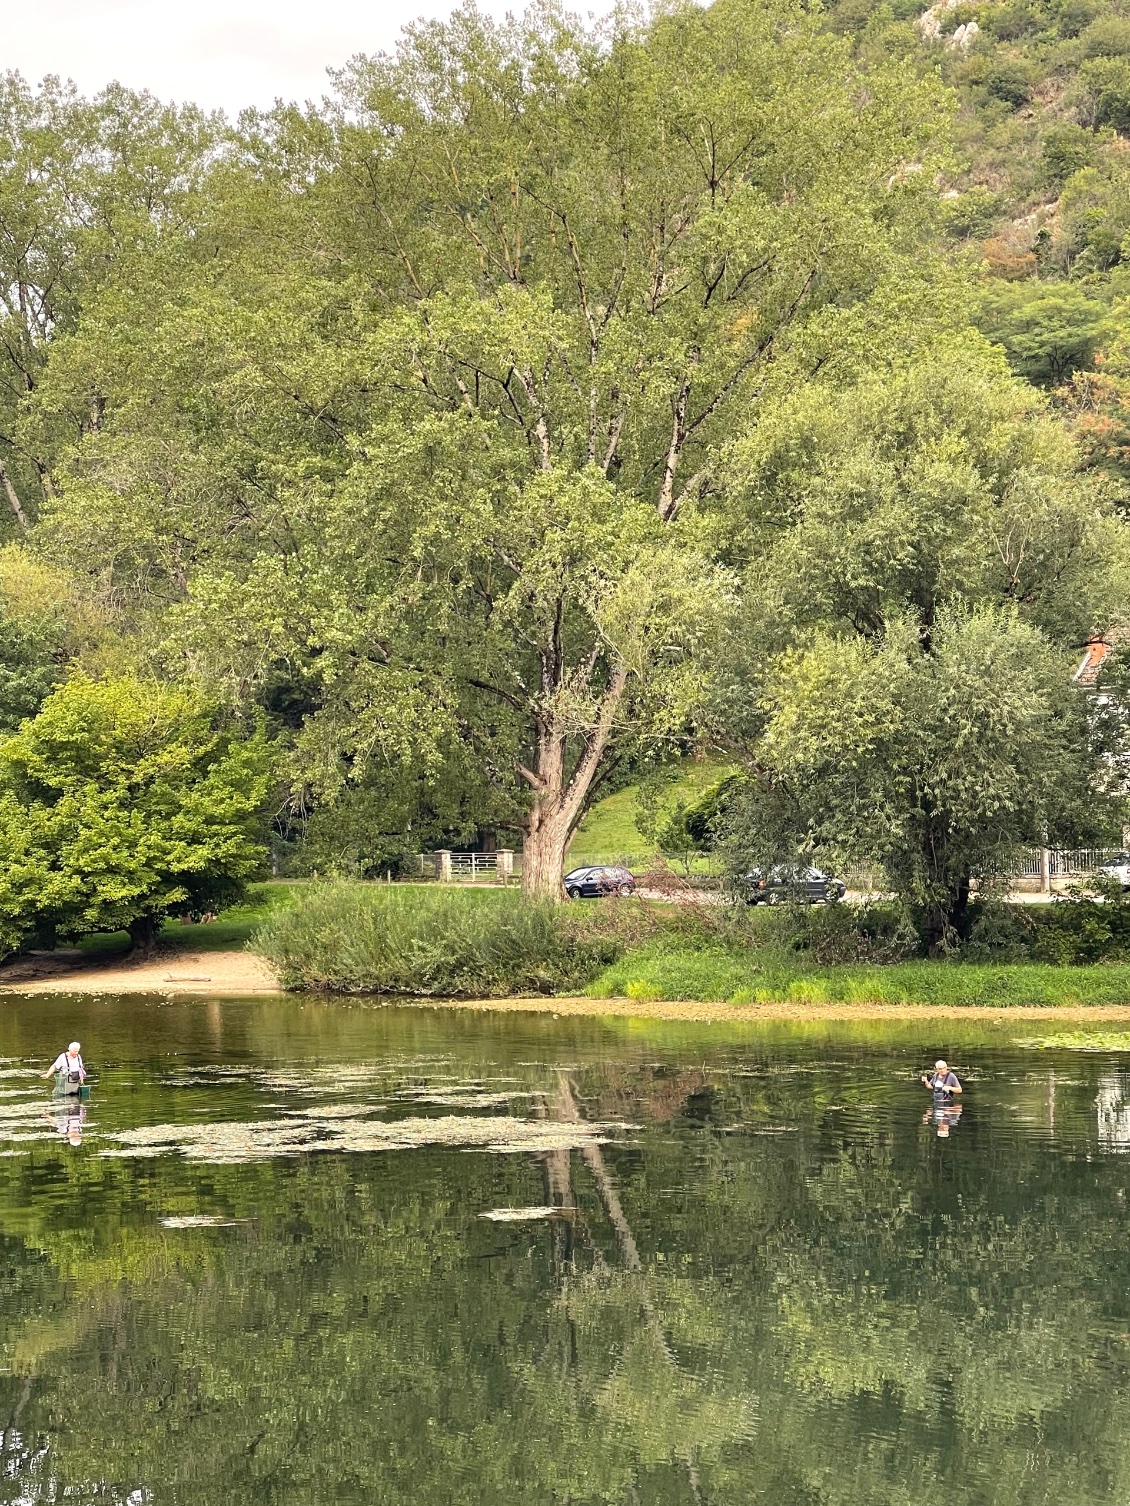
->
[1017,848,1120,879]
[417,851,521,882]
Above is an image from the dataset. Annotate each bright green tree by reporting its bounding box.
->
[34,0,950,895]
[719,345,1130,945]
[0,675,271,956]
[976,281,1110,386]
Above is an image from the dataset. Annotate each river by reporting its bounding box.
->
[0,994,1126,1504]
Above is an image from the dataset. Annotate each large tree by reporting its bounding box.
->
[719,345,1130,946]
[33,0,949,895]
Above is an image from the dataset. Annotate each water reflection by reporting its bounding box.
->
[924,1100,963,1137]
[1097,1072,1130,1150]
[0,999,1126,1503]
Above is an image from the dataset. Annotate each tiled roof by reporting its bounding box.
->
[1074,626,1130,686]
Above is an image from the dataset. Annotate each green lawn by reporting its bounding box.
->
[587,944,1130,1008]
[568,760,734,866]
[77,882,308,958]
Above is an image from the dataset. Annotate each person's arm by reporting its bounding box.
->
[42,1057,61,1080]
[948,1074,962,1093]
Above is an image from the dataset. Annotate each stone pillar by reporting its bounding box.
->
[437,849,452,883]
[497,849,514,883]
[1040,845,1052,896]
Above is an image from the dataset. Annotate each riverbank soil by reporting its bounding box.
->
[0,947,280,995]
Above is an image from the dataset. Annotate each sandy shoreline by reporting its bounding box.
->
[0,948,281,996]
[4,950,1130,1021]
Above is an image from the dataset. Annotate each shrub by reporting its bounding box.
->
[965,893,1130,963]
[984,58,1038,106]
[1079,15,1130,56]
[255,882,625,995]
[1042,124,1097,186]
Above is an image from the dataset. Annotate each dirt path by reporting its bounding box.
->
[0,948,280,996]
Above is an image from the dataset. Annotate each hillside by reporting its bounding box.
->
[831,0,1130,491]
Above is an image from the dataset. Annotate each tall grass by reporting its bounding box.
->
[255,882,620,995]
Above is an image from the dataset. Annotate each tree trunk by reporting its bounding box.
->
[0,463,28,532]
[127,914,158,959]
[522,809,573,901]
[921,871,972,956]
[520,668,628,901]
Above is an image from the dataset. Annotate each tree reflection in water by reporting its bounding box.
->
[0,1000,1124,1503]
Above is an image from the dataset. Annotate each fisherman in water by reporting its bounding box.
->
[921,1058,962,1137]
[922,1059,962,1098]
[43,1041,85,1093]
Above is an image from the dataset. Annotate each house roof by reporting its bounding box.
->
[1074,626,1130,686]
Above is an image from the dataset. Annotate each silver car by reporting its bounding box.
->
[1099,853,1130,889]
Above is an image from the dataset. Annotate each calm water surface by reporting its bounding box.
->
[0,996,1127,1504]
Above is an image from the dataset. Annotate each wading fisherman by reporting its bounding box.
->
[921,1059,962,1099]
[43,1042,85,1094]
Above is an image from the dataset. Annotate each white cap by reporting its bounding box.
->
[68,1042,81,1052]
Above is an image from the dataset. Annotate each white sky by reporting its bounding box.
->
[0,0,579,116]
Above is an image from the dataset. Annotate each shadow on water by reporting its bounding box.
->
[0,994,1127,1503]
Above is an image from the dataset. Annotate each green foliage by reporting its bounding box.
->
[720,347,1126,946]
[1042,124,1098,186]
[0,676,271,956]
[968,889,1130,961]
[0,608,60,731]
[725,608,1115,947]
[589,945,1130,1004]
[29,0,951,894]
[254,882,623,995]
[976,280,1110,384]
[984,57,1039,106]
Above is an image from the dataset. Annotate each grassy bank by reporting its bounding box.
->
[252,882,1130,1007]
[255,881,620,995]
[589,946,1130,1008]
[77,882,306,959]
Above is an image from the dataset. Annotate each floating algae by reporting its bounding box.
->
[101,1112,628,1165]
[160,1215,251,1228]
[1016,1033,1130,1052]
[480,1206,569,1222]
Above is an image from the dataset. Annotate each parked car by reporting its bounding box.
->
[563,865,637,899]
[740,865,846,905]
[1099,853,1130,889]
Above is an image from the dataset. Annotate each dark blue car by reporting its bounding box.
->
[563,865,637,899]
[741,865,846,905]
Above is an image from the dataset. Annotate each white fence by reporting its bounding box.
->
[1017,848,1120,880]
[417,851,521,882]
[411,846,1122,887]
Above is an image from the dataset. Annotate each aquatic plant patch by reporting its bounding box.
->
[100,1110,631,1165]
[1015,1033,1130,1051]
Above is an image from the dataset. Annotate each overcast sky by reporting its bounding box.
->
[2,0,586,115]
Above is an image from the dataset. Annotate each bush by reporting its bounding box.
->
[749,900,921,964]
[984,59,1038,106]
[255,882,626,995]
[964,892,1130,963]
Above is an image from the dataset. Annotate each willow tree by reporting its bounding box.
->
[38,1,947,896]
